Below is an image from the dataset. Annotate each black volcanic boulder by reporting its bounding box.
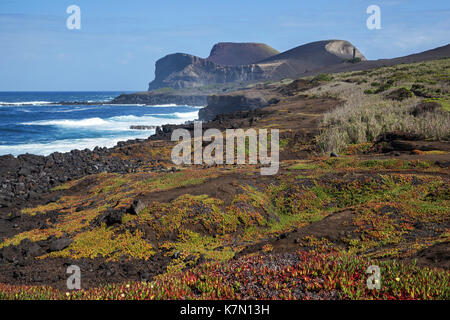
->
[127,199,146,215]
[93,208,125,227]
[48,237,73,252]
[0,239,45,265]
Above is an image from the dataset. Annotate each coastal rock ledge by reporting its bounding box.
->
[111,92,208,106]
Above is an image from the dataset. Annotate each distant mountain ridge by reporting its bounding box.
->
[148,40,366,90]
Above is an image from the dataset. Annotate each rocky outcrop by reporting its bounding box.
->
[0,137,175,209]
[112,91,208,106]
[151,106,272,141]
[0,149,142,208]
[198,92,279,121]
[147,40,366,91]
[130,125,156,130]
[374,131,450,153]
[148,53,266,90]
[198,88,280,121]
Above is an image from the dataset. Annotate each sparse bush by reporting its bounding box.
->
[386,87,414,101]
[373,79,394,93]
[152,87,175,94]
[313,73,333,82]
[316,91,450,153]
[344,57,362,64]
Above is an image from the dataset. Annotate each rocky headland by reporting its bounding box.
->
[113,40,366,106]
[148,40,366,91]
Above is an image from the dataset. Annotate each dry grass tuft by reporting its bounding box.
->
[317,91,450,153]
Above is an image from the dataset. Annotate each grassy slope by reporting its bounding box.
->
[311,58,450,152]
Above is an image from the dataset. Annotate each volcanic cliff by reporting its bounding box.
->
[147,40,366,90]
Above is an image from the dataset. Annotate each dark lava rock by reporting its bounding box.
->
[199,93,270,122]
[127,199,146,215]
[0,141,144,207]
[48,237,73,252]
[112,92,208,106]
[0,197,11,208]
[375,131,424,143]
[278,233,288,240]
[0,238,45,265]
[0,245,20,263]
[45,196,59,204]
[130,125,156,130]
[434,160,450,168]
[24,240,44,257]
[105,211,124,226]
[414,241,450,269]
[93,208,124,227]
[330,152,339,157]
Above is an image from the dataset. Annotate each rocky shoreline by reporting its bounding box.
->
[0,137,169,210]
[0,95,275,211]
[0,93,209,210]
[111,92,208,106]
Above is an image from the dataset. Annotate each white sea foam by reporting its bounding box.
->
[173,111,200,119]
[0,101,53,106]
[2,109,199,156]
[20,110,199,131]
[0,134,152,157]
[145,111,200,119]
[45,107,96,113]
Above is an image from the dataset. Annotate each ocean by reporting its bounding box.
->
[0,92,201,156]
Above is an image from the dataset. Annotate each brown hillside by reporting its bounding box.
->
[256,40,367,78]
[207,42,279,66]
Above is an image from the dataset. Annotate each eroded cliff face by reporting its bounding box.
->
[148,53,266,90]
[147,40,367,91]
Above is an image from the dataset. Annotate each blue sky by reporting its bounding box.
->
[1,0,449,91]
